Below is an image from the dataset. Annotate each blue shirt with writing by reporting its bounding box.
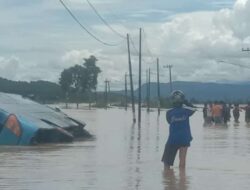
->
[166,107,195,145]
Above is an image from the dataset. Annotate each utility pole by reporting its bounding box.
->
[146,69,149,112]
[164,65,173,94]
[65,91,69,109]
[104,80,107,109]
[149,68,151,110]
[127,34,136,123]
[104,79,110,109]
[88,89,91,110]
[125,73,128,110]
[157,58,160,115]
[147,68,151,112]
[108,81,111,107]
[138,28,142,124]
[94,89,97,104]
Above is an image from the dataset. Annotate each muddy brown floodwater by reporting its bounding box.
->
[0,107,250,190]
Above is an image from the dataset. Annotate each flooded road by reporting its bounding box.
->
[0,107,250,190]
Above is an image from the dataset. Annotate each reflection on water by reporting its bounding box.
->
[0,107,250,190]
[137,123,141,162]
[162,169,189,190]
[155,115,160,152]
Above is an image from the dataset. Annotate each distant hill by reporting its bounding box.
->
[134,81,250,102]
[1,77,250,103]
[0,77,63,102]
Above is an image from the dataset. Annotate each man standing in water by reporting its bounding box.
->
[162,90,196,170]
[243,102,250,123]
[233,104,240,123]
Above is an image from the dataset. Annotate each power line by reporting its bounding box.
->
[217,60,250,69]
[129,37,139,55]
[85,1,155,61]
[142,28,155,61]
[86,0,126,40]
[130,35,154,65]
[59,0,123,46]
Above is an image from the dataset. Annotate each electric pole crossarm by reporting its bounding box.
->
[242,48,250,52]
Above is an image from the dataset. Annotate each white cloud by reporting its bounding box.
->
[1,0,250,90]
[60,49,131,90]
[0,56,20,80]
[0,56,60,82]
[61,49,95,66]
[142,0,250,83]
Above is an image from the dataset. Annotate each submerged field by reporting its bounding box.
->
[0,107,249,190]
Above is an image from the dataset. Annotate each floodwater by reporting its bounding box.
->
[0,107,250,190]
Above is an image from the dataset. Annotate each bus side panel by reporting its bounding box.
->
[0,128,20,145]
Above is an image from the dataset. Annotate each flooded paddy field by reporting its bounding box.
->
[0,107,250,190]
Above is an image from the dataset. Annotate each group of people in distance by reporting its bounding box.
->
[203,101,250,125]
[162,90,250,171]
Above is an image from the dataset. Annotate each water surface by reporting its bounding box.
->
[0,107,250,190]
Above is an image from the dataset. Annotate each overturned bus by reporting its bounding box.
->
[0,93,91,145]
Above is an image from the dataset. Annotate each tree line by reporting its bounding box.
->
[0,78,63,103]
[0,55,101,105]
[1,55,249,107]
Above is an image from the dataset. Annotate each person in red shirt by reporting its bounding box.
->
[212,101,223,124]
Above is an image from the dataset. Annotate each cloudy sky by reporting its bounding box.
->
[0,0,250,90]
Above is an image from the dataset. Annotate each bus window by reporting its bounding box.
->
[4,114,21,137]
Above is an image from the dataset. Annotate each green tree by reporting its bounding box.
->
[70,65,86,93]
[59,68,73,95]
[83,55,101,92]
[59,55,101,107]
[82,56,101,108]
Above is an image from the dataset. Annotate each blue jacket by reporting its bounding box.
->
[166,107,195,145]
